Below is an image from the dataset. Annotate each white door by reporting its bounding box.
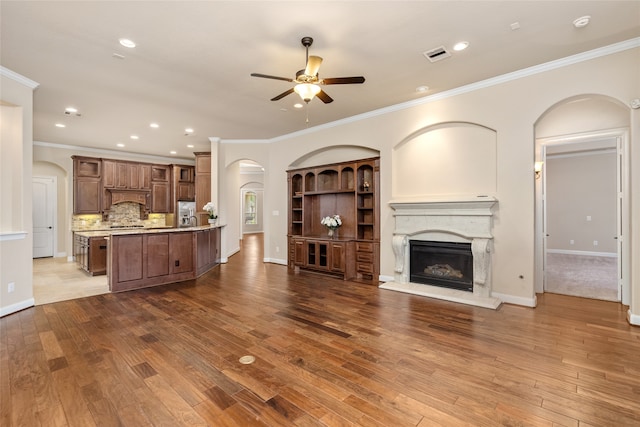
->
[33,176,56,258]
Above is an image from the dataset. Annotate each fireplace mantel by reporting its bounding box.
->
[381,195,501,309]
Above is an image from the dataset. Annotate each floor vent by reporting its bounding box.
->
[423,46,451,63]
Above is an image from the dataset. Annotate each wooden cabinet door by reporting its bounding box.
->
[147,234,170,278]
[170,233,194,274]
[74,179,101,214]
[330,242,345,272]
[88,237,107,274]
[128,164,140,189]
[74,157,101,178]
[176,182,195,201]
[116,162,129,188]
[102,160,116,188]
[294,240,305,266]
[151,165,169,182]
[139,164,151,190]
[196,230,210,273]
[114,235,144,282]
[151,182,170,213]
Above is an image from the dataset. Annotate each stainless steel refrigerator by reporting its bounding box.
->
[177,201,196,227]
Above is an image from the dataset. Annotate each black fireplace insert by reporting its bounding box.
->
[409,240,473,292]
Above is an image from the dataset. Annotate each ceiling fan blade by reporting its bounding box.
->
[322,76,366,85]
[251,73,294,82]
[316,89,334,104]
[304,56,323,77]
[270,88,295,101]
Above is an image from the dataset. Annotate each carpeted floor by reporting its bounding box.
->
[545,252,618,301]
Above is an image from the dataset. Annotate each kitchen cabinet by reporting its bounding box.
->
[73,156,102,214]
[102,160,152,190]
[151,165,171,213]
[109,227,221,292]
[173,165,195,201]
[74,233,107,276]
[194,152,211,223]
[287,157,379,283]
[151,182,170,213]
[196,227,220,276]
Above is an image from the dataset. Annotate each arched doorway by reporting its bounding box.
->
[534,95,630,303]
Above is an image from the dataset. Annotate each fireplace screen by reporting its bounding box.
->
[409,240,473,292]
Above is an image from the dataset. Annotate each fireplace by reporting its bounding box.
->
[381,196,501,309]
[410,240,473,292]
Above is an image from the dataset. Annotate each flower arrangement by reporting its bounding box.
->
[202,202,217,219]
[321,214,342,238]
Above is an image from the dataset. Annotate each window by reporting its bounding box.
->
[244,191,257,225]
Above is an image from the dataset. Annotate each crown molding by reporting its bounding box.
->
[33,141,193,164]
[0,66,39,89]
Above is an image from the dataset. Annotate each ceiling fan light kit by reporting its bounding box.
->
[294,83,321,103]
[251,36,365,104]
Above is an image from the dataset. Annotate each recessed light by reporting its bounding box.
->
[416,86,429,93]
[55,123,66,128]
[573,16,591,28]
[293,103,303,109]
[117,143,125,148]
[170,151,177,155]
[119,38,136,48]
[453,41,469,51]
[510,22,521,31]
[150,123,159,128]
[185,128,194,133]
[65,107,77,113]
[187,144,194,148]
[130,135,139,140]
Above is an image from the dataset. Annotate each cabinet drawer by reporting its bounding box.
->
[356,262,374,274]
[356,251,373,263]
[356,242,373,252]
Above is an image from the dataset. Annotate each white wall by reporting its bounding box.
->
[1,70,37,317]
[220,46,640,318]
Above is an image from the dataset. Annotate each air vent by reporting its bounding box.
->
[423,46,451,63]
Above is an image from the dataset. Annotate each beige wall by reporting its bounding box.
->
[220,47,640,320]
[1,72,36,316]
[546,151,617,253]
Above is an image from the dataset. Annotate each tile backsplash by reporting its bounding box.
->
[72,202,169,230]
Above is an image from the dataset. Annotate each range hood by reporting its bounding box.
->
[108,189,150,206]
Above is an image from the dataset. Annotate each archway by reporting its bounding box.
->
[534,94,630,303]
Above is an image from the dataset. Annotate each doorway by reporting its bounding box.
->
[538,130,628,303]
[32,176,56,258]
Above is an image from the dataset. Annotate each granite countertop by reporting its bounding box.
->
[74,224,224,238]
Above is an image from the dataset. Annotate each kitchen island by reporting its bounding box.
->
[79,225,223,292]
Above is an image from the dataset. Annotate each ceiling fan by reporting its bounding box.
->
[251,36,365,104]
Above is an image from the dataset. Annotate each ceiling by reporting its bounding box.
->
[2,1,639,160]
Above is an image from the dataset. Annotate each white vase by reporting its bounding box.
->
[208,218,217,225]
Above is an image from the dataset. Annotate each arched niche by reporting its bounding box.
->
[392,122,497,198]
[289,145,379,169]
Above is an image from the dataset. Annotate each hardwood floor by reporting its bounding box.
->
[3,233,640,426]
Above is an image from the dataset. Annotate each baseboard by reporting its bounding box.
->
[547,249,617,258]
[492,292,537,307]
[628,309,640,326]
[0,298,35,318]
[264,257,287,265]
[379,274,394,282]
[67,255,74,262]
[56,252,67,258]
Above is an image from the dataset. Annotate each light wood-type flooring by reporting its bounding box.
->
[3,234,640,426]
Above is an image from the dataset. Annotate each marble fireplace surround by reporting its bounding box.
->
[380,196,501,309]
